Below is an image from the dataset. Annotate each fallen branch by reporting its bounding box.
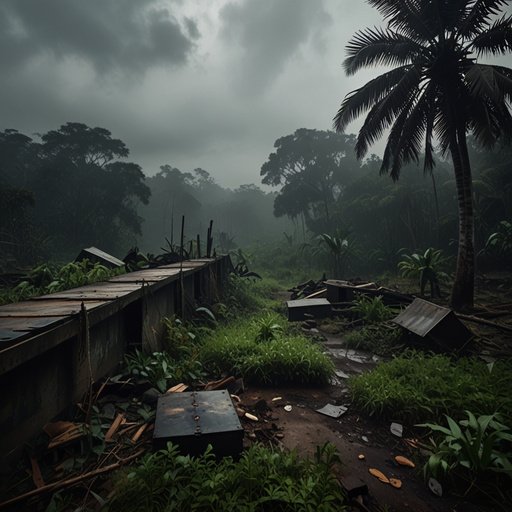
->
[456,313,512,332]
[0,449,145,510]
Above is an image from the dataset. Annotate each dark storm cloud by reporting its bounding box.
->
[220,0,331,92]
[0,0,198,74]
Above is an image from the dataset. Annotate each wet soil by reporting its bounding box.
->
[239,330,491,512]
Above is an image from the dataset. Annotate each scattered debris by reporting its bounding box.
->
[271,396,283,402]
[335,369,350,379]
[204,376,236,391]
[315,404,348,419]
[390,422,403,438]
[105,414,125,442]
[361,436,369,443]
[393,298,473,351]
[395,455,415,468]
[166,383,188,393]
[358,454,365,461]
[389,478,402,489]
[369,468,390,484]
[245,413,258,422]
[30,457,45,489]
[428,477,443,497]
[284,405,293,412]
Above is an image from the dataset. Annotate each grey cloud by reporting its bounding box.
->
[0,0,199,75]
[220,0,331,93]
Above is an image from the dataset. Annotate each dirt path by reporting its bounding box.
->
[241,329,479,512]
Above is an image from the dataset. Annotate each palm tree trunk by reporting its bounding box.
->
[450,126,475,311]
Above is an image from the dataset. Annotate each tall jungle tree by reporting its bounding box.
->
[334,0,512,310]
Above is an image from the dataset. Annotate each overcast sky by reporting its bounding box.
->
[0,1,510,188]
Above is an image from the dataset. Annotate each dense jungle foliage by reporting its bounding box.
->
[1,124,511,284]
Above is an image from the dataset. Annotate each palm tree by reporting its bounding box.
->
[334,0,512,310]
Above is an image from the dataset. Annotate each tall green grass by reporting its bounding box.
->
[349,350,512,424]
[200,313,334,386]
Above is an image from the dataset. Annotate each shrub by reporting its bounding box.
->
[108,442,347,512]
[349,294,394,323]
[419,411,512,482]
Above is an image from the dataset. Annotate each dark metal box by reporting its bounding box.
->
[153,390,244,458]
[286,298,332,321]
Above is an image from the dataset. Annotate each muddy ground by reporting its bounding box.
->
[239,327,499,512]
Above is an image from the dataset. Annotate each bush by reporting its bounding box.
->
[349,351,512,424]
[108,442,347,512]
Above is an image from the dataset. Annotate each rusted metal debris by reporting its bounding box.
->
[153,390,243,458]
[75,247,125,268]
[392,298,473,351]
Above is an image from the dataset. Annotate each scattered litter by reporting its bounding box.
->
[131,424,148,444]
[245,413,258,422]
[389,478,402,489]
[368,468,390,484]
[315,404,348,419]
[275,433,284,439]
[361,435,369,443]
[284,405,293,412]
[404,438,420,449]
[166,383,188,393]
[271,396,283,402]
[390,422,403,437]
[428,477,443,497]
[358,454,365,460]
[335,370,349,379]
[105,414,125,442]
[395,455,415,468]
[230,394,241,403]
[204,376,235,391]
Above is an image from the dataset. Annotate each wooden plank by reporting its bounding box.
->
[0,300,107,318]
[35,282,143,300]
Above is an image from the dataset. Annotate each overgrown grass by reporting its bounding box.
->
[349,350,512,424]
[108,442,347,512]
[201,312,334,386]
[344,323,405,356]
[212,275,281,320]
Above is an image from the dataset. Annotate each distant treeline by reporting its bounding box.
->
[1,123,510,276]
[0,122,291,269]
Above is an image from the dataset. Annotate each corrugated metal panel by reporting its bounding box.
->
[76,247,124,267]
[392,298,451,337]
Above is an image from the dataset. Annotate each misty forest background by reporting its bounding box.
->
[1,121,511,283]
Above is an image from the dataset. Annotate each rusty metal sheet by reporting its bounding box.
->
[392,298,451,337]
[0,300,107,317]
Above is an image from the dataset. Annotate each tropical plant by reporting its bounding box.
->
[398,247,449,297]
[334,0,512,310]
[418,411,512,481]
[108,442,346,512]
[253,312,284,342]
[485,220,512,257]
[349,294,395,323]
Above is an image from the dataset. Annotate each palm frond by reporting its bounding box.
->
[333,66,413,133]
[344,27,424,75]
[368,0,438,41]
[458,0,510,37]
[354,66,422,158]
[466,63,512,103]
[471,15,512,56]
